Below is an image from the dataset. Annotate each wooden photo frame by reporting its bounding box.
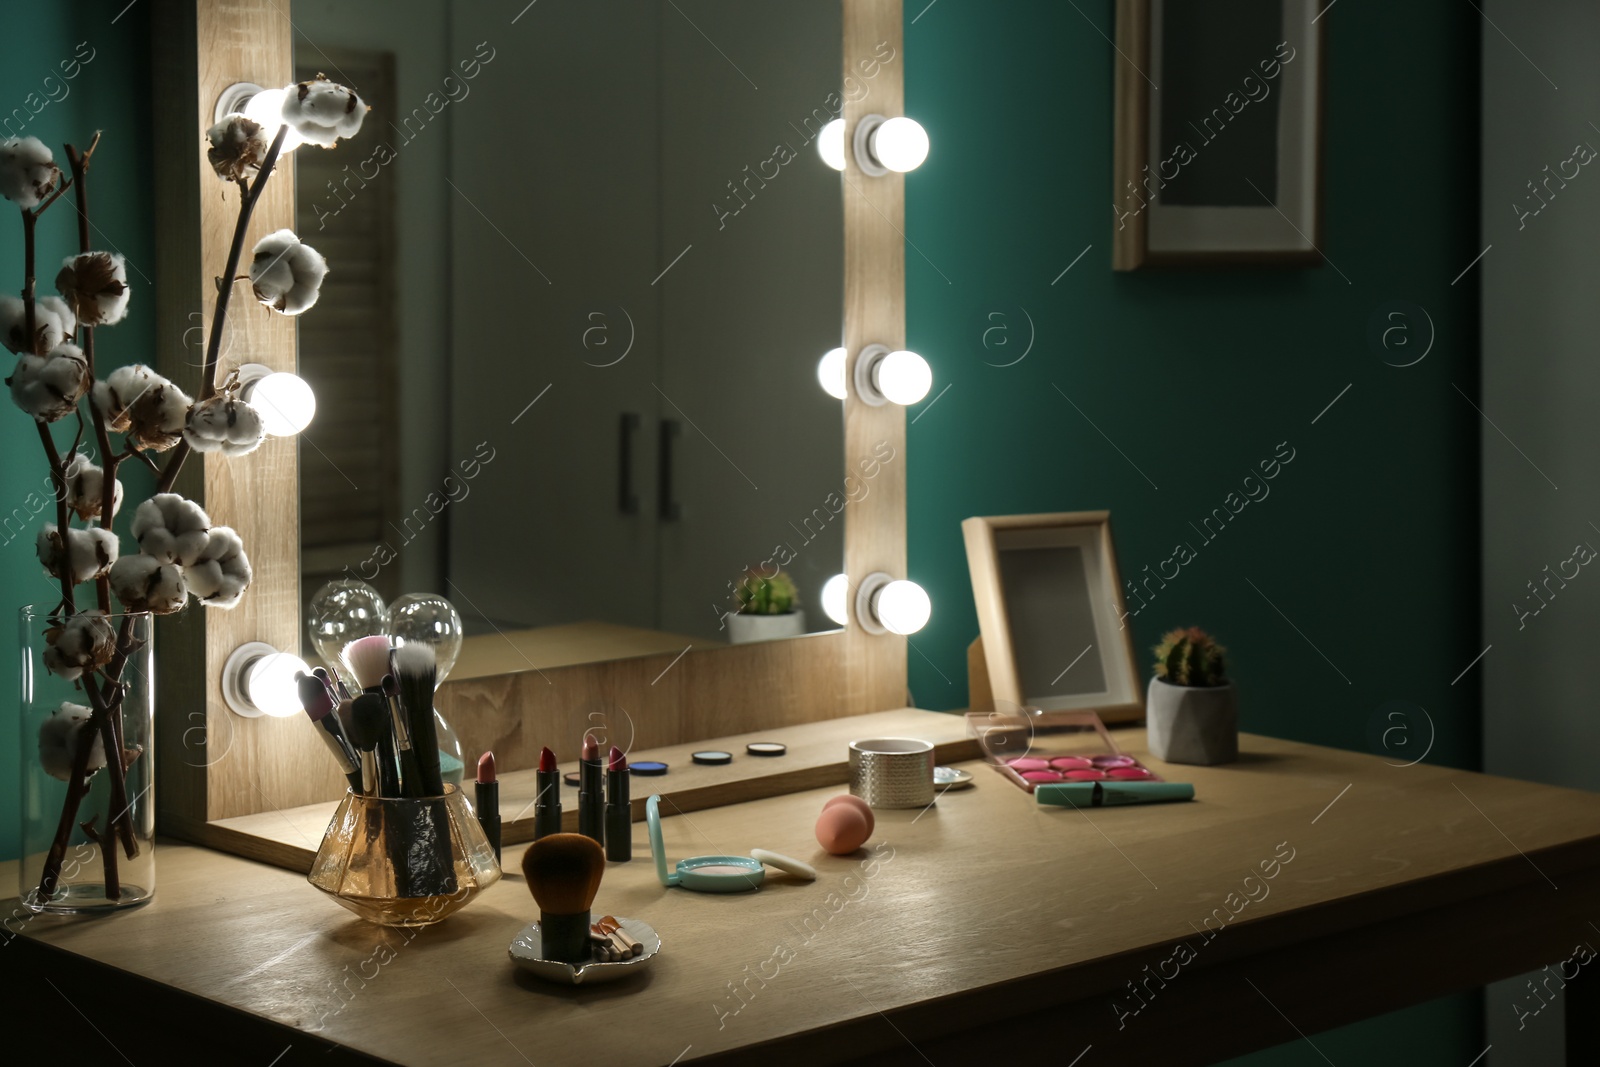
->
[962,512,1143,723]
[1112,0,1325,269]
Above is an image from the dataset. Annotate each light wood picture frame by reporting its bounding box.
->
[962,511,1143,724]
[1112,0,1325,269]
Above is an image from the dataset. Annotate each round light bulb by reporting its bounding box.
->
[389,593,465,682]
[247,371,316,436]
[821,573,850,626]
[875,579,931,635]
[245,651,311,718]
[818,118,846,171]
[870,117,929,173]
[874,349,932,405]
[241,86,305,153]
[817,347,848,400]
[308,580,390,685]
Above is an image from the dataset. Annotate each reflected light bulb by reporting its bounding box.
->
[870,117,929,173]
[241,86,305,153]
[817,347,848,400]
[875,580,931,635]
[308,580,389,685]
[874,349,932,405]
[818,119,846,171]
[821,573,850,626]
[247,371,316,436]
[246,652,311,718]
[389,593,465,682]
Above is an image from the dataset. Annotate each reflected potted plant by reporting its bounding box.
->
[726,567,805,644]
[1146,627,1238,765]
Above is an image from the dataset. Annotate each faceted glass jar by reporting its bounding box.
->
[18,607,155,913]
[307,783,500,926]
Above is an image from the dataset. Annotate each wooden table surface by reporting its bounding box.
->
[13,730,1600,1066]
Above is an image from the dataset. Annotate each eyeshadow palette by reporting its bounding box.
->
[967,708,1161,794]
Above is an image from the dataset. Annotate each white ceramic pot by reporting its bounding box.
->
[725,610,806,645]
[1146,677,1238,765]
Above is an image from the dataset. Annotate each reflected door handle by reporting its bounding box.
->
[658,419,681,521]
[618,412,641,515]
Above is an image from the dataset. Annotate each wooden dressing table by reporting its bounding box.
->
[10,717,1600,1066]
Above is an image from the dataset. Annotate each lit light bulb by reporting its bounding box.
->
[389,593,465,682]
[817,347,848,400]
[247,652,310,717]
[875,579,931,635]
[874,349,932,405]
[818,119,846,171]
[241,86,305,153]
[821,573,850,626]
[245,371,316,436]
[870,117,929,173]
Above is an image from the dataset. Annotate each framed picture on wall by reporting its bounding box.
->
[961,511,1143,724]
[1111,0,1326,269]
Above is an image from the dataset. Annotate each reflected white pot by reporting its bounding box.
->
[726,610,805,644]
[1146,678,1238,765]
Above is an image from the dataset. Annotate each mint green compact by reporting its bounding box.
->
[646,794,764,892]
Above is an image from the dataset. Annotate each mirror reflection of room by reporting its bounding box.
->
[294,0,846,657]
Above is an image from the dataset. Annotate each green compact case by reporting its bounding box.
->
[646,794,764,892]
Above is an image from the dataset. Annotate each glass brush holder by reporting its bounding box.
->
[307,783,500,926]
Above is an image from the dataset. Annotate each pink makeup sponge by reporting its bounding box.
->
[817,796,873,854]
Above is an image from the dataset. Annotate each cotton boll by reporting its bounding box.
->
[184,395,265,456]
[92,363,192,451]
[0,137,62,210]
[38,701,105,782]
[0,294,75,356]
[185,525,252,609]
[43,610,117,681]
[37,523,118,584]
[130,492,212,565]
[63,453,122,521]
[109,554,189,615]
[206,113,268,182]
[8,343,90,423]
[56,252,130,327]
[249,229,327,316]
[281,79,367,148]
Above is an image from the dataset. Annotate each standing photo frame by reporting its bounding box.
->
[1112,0,1326,269]
[962,511,1143,724]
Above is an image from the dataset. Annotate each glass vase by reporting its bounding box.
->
[17,607,155,913]
[307,783,500,927]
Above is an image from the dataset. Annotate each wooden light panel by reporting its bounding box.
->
[151,0,916,860]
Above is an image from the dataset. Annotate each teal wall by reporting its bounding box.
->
[904,0,1481,1062]
[0,4,154,861]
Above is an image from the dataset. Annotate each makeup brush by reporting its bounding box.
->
[534,746,561,840]
[314,665,351,703]
[578,733,603,844]
[297,671,362,793]
[394,643,444,797]
[344,636,408,795]
[604,746,630,862]
[521,833,605,964]
[343,694,390,797]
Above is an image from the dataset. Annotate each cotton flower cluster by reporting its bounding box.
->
[93,363,192,451]
[249,230,327,315]
[56,252,130,327]
[37,701,105,782]
[0,136,62,210]
[43,609,116,681]
[110,493,252,613]
[37,522,118,584]
[206,114,268,182]
[0,294,76,356]
[8,342,90,422]
[62,453,122,520]
[184,394,264,456]
[282,79,367,148]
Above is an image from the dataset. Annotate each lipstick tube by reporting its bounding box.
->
[605,746,630,861]
[475,751,501,864]
[534,746,561,840]
[578,736,604,844]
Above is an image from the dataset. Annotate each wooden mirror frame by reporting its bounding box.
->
[150,0,911,866]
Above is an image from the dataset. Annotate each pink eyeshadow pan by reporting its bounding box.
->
[1107,767,1153,780]
[1049,757,1094,770]
[1007,758,1051,772]
[1020,770,1064,783]
[1063,769,1106,781]
[1090,755,1136,769]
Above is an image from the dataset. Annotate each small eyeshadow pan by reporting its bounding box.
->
[1063,769,1107,781]
[1090,754,1136,769]
[1020,770,1064,783]
[630,761,669,776]
[1049,756,1095,770]
[563,771,581,787]
[1007,758,1051,772]
[1108,767,1153,780]
[692,750,733,765]
[934,766,974,789]
[746,742,787,757]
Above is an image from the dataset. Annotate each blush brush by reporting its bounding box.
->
[344,635,412,796]
[393,643,444,797]
[521,833,605,963]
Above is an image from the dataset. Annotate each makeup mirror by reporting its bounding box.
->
[291,0,850,664]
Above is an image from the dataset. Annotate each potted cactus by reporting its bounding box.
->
[1147,627,1238,765]
[725,567,805,644]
